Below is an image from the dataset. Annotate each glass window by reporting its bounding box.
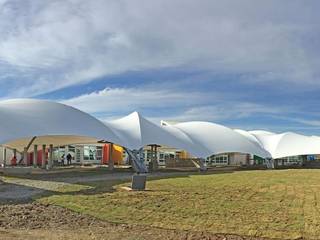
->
[83,146,99,161]
[75,148,81,162]
[211,154,228,165]
[96,146,102,161]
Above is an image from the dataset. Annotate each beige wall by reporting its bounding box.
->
[229,153,249,165]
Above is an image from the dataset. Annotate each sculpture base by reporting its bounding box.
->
[131,174,147,191]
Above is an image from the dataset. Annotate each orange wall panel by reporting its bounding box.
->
[102,144,123,165]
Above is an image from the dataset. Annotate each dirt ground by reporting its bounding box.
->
[0,202,270,240]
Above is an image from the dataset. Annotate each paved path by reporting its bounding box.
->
[0,171,196,202]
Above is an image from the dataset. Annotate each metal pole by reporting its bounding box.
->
[154,145,158,171]
[148,146,153,172]
[23,147,28,166]
[42,145,46,169]
[48,144,53,169]
[33,145,38,168]
[108,143,114,170]
[80,146,84,166]
[3,147,7,167]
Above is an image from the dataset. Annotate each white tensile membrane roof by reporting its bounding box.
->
[105,112,270,158]
[235,130,320,159]
[0,98,319,160]
[0,99,122,152]
[0,99,270,158]
[161,121,271,158]
[105,112,201,153]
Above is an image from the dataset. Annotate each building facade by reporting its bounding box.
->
[0,144,125,167]
[206,153,251,166]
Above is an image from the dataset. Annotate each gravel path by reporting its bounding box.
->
[0,184,43,202]
[0,171,194,202]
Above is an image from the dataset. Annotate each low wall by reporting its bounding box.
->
[2,167,32,176]
[165,158,199,168]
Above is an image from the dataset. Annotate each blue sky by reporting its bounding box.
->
[0,0,319,135]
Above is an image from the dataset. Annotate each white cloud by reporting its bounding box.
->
[272,117,320,129]
[60,85,320,135]
[158,103,284,122]
[61,87,210,116]
[61,86,290,124]
[0,0,319,97]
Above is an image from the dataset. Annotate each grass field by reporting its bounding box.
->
[38,169,320,239]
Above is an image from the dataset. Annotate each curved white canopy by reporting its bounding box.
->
[105,112,203,155]
[1,98,319,160]
[106,113,270,158]
[162,121,271,158]
[236,130,320,159]
[233,129,264,147]
[270,133,320,158]
[0,99,121,151]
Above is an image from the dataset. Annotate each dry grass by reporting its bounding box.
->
[38,169,320,239]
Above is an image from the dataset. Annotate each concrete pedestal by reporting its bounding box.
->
[131,174,147,191]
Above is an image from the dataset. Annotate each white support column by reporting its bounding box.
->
[42,144,46,169]
[65,145,69,154]
[3,147,7,167]
[65,145,69,165]
[271,159,275,169]
[80,146,84,166]
[23,147,28,166]
[33,145,38,168]
[48,144,53,169]
[154,146,158,171]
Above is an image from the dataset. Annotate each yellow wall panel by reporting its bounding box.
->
[112,144,124,165]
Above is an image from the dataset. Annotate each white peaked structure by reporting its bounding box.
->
[106,112,202,172]
[0,98,320,171]
[106,113,270,158]
[106,112,205,156]
[161,121,270,158]
[236,130,320,159]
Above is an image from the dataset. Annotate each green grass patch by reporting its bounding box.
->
[38,169,320,239]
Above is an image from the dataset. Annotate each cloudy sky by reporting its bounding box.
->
[0,0,319,134]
